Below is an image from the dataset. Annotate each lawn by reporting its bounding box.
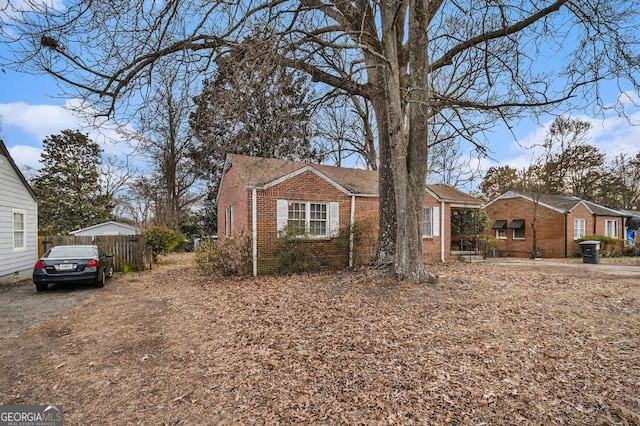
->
[1,253,638,425]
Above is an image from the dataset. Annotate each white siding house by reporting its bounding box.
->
[70,221,140,236]
[0,140,38,284]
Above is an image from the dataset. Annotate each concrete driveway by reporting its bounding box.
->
[486,258,640,275]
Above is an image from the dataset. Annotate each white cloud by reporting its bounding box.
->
[7,143,41,171]
[0,99,141,169]
[489,108,640,171]
[0,101,78,141]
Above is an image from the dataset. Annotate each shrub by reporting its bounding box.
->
[194,233,252,276]
[335,218,377,266]
[142,226,184,261]
[275,226,326,274]
[578,235,624,257]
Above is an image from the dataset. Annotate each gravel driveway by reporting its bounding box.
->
[0,280,102,339]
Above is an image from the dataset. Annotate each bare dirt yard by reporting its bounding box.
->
[1,253,638,425]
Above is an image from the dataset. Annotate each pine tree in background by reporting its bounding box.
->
[32,129,113,234]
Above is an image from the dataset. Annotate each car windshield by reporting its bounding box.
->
[46,246,97,258]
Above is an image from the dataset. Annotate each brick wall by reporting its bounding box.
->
[217,165,249,239]
[484,197,566,258]
[566,203,595,256]
[422,199,448,263]
[254,170,354,274]
[219,167,455,273]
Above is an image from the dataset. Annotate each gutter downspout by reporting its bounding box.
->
[564,213,568,258]
[349,196,356,267]
[252,189,257,277]
[441,201,446,263]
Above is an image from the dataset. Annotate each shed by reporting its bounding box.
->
[70,221,141,237]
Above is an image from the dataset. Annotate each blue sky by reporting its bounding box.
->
[1,7,639,184]
[3,62,639,185]
[0,65,138,172]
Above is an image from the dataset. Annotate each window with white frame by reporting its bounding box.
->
[224,205,235,237]
[605,219,618,238]
[422,207,440,238]
[308,203,327,236]
[13,211,26,250]
[277,200,339,238]
[509,219,525,240]
[574,218,586,240]
[492,220,507,239]
[288,202,308,234]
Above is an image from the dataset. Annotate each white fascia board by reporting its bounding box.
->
[260,166,353,195]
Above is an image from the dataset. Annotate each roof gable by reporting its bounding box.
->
[426,184,483,207]
[224,154,379,196]
[70,221,140,235]
[485,190,628,217]
[221,154,481,206]
[0,140,38,203]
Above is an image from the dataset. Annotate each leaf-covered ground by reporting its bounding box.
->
[1,254,639,425]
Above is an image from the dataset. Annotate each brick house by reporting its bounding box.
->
[217,154,483,275]
[483,191,630,258]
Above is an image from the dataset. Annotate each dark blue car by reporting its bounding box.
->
[33,245,114,292]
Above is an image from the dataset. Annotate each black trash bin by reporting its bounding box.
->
[579,240,600,264]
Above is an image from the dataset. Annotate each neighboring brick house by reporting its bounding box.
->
[483,191,629,258]
[217,154,483,275]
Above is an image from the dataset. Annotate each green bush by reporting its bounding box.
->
[142,226,184,261]
[194,234,252,276]
[578,235,625,257]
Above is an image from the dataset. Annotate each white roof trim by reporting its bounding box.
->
[260,165,354,195]
[567,200,594,215]
[70,221,140,235]
[483,191,568,214]
[424,186,442,202]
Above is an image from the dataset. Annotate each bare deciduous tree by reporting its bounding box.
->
[3,0,639,280]
[122,66,204,230]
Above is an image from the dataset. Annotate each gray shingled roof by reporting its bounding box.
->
[225,154,482,205]
[501,191,629,217]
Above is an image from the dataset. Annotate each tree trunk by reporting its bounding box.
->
[372,0,430,281]
[371,95,396,266]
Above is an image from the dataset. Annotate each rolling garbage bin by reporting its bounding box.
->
[579,240,600,264]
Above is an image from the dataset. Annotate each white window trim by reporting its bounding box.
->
[12,210,27,251]
[422,206,440,238]
[277,200,339,239]
[574,218,586,240]
[605,219,618,238]
[512,228,525,240]
[496,229,507,239]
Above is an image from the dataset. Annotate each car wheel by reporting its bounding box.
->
[106,266,114,279]
[35,282,48,292]
[94,270,106,288]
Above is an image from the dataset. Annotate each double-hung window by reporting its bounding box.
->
[422,207,440,238]
[277,200,338,238]
[574,218,585,240]
[605,220,618,238]
[308,203,328,236]
[13,210,26,250]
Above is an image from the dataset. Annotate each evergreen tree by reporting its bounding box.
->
[32,130,112,234]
